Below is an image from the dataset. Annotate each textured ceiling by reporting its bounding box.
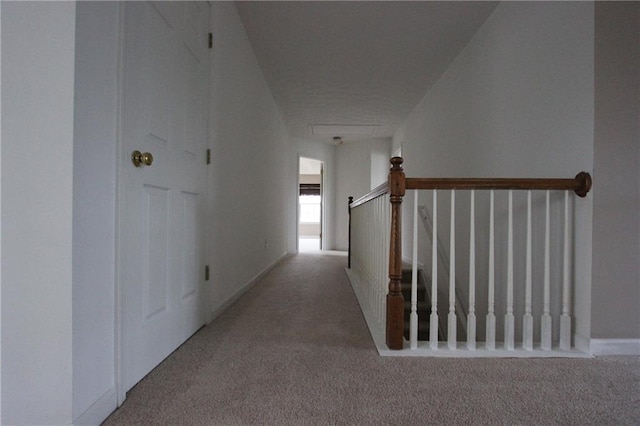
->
[235,1,498,143]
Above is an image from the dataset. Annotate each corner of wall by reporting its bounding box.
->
[591,1,640,339]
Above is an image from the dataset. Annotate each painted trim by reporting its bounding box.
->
[0,3,3,421]
[203,0,213,354]
[574,332,590,353]
[114,0,126,408]
[208,252,290,323]
[590,339,640,356]
[73,388,117,426]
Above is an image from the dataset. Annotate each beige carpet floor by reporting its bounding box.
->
[104,252,639,425]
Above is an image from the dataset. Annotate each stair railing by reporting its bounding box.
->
[349,156,592,353]
[348,182,390,333]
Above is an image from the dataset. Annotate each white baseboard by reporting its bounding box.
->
[590,339,640,356]
[573,332,590,353]
[73,387,117,425]
[208,251,290,323]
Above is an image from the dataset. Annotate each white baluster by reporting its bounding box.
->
[373,200,378,321]
[369,202,372,314]
[486,190,496,350]
[378,198,383,323]
[381,197,385,323]
[365,203,370,312]
[541,190,552,351]
[448,190,457,349]
[560,191,571,351]
[377,200,380,316]
[379,199,383,322]
[410,191,419,349]
[467,190,476,350]
[378,199,382,321]
[367,203,372,319]
[371,203,375,314]
[429,191,439,349]
[505,190,515,350]
[523,190,534,350]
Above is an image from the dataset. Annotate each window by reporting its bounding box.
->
[299,195,321,223]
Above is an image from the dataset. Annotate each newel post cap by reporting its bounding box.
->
[390,156,403,171]
[389,157,406,197]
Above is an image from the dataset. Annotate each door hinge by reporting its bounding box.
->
[208,33,213,49]
[206,149,211,164]
[205,265,210,281]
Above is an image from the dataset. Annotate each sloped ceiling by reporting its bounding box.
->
[235,1,498,143]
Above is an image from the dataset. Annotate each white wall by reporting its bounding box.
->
[1,2,76,423]
[592,2,640,339]
[0,2,3,419]
[208,2,291,317]
[292,138,337,251]
[393,2,595,345]
[334,138,391,251]
[370,143,392,190]
[72,2,119,422]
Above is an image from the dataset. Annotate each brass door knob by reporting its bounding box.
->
[131,150,154,167]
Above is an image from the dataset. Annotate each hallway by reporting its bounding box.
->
[104,253,639,425]
[2,2,638,423]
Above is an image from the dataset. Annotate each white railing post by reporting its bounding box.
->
[410,191,419,349]
[560,191,571,351]
[376,197,382,324]
[448,190,457,349]
[523,190,534,350]
[366,205,372,309]
[505,190,515,350]
[486,190,496,350]
[371,199,375,319]
[467,190,476,350]
[429,191,439,349]
[541,190,552,351]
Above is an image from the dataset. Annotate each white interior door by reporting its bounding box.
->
[120,1,209,391]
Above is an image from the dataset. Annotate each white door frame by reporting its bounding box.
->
[114,1,126,406]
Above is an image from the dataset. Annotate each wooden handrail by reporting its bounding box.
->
[406,173,592,197]
[347,183,388,270]
[349,182,389,209]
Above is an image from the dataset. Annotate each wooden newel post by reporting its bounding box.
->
[386,157,406,350]
[348,196,353,269]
